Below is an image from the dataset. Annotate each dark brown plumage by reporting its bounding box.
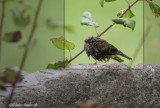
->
[84,37,132,62]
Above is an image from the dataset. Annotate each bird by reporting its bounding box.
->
[84,37,132,63]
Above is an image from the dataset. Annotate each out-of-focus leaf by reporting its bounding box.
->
[80,11,99,28]
[105,0,116,2]
[50,36,75,50]
[12,7,30,27]
[111,55,124,62]
[46,19,62,29]
[99,0,116,7]
[117,9,135,18]
[21,0,33,10]
[112,18,136,31]
[3,31,22,43]
[47,59,69,69]
[99,0,105,7]
[1,68,22,84]
[148,1,160,17]
[65,25,75,33]
[0,81,6,91]
[46,19,75,33]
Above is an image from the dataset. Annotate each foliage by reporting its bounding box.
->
[50,36,75,51]
[46,59,69,69]
[12,7,30,28]
[147,0,160,17]
[80,11,99,28]
[3,31,22,43]
[99,0,117,8]
[0,68,22,90]
[112,18,136,31]
[117,9,135,18]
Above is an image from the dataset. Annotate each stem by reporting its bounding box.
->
[68,0,139,64]
[0,0,6,63]
[68,49,85,64]
[18,0,43,72]
[5,0,43,108]
[94,27,99,35]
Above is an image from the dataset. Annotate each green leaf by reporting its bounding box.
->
[80,11,99,28]
[99,0,105,7]
[3,68,18,81]
[105,0,116,2]
[3,31,22,43]
[12,7,30,27]
[50,36,75,50]
[117,9,135,18]
[99,0,116,7]
[1,68,22,84]
[148,1,160,17]
[46,59,69,69]
[112,18,136,31]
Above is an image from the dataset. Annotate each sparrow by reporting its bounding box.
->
[84,37,132,62]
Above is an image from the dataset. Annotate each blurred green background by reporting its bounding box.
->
[144,0,160,63]
[0,0,160,72]
[65,0,143,65]
[0,0,65,72]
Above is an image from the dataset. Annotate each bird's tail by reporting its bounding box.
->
[111,55,124,62]
[118,51,132,60]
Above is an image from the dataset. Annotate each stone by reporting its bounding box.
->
[0,62,160,108]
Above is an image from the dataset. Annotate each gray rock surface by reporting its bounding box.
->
[0,62,160,108]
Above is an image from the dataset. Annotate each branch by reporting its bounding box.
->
[68,0,139,64]
[5,0,43,107]
[0,0,6,62]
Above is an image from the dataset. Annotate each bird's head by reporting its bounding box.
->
[84,37,97,44]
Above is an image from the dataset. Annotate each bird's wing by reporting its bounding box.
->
[95,40,109,52]
[84,43,91,59]
[95,40,118,54]
[107,44,119,54]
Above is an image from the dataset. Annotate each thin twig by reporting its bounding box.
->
[5,0,43,108]
[68,0,139,64]
[0,0,6,62]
